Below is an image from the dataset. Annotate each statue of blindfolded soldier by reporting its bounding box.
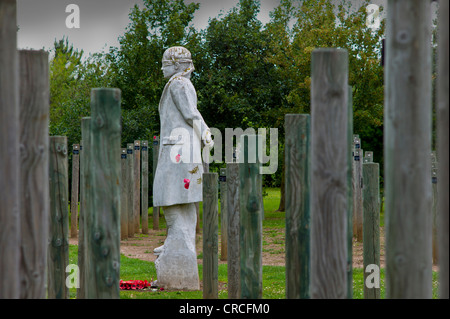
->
[152,46,213,290]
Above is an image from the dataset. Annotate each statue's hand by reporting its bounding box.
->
[202,129,214,148]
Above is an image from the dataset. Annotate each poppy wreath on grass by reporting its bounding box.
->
[119,280,164,291]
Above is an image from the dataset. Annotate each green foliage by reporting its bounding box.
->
[265,0,385,170]
[106,0,201,145]
[49,37,110,149]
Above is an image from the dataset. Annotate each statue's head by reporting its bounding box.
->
[161,46,194,79]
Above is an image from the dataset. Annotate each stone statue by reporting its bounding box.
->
[152,46,213,290]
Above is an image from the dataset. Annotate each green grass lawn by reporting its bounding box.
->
[69,187,439,299]
[69,244,439,299]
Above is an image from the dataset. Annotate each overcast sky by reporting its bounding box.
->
[17,0,282,55]
[17,0,432,57]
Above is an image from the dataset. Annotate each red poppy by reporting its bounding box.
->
[119,280,151,290]
[184,178,190,189]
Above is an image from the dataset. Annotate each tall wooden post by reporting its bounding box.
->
[141,141,149,234]
[134,140,141,233]
[0,0,21,299]
[71,144,80,238]
[239,135,263,299]
[431,151,438,264]
[310,48,349,299]
[285,114,310,299]
[48,136,69,299]
[353,139,363,242]
[219,168,228,261]
[226,163,240,299]
[85,89,121,299]
[347,85,354,299]
[127,143,135,236]
[18,50,50,298]
[437,0,449,300]
[152,136,160,230]
[78,117,91,299]
[384,0,432,299]
[121,149,128,239]
[363,162,380,299]
[202,172,219,299]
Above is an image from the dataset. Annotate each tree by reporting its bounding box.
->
[106,0,201,145]
[49,37,110,149]
[263,0,385,210]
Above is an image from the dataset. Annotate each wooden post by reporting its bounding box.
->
[285,114,310,299]
[347,85,354,299]
[239,135,263,299]
[85,89,121,299]
[71,144,80,238]
[202,172,219,299]
[226,163,240,299]
[364,151,373,163]
[127,143,135,236]
[48,136,69,299]
[141,141,149,234]
[18,50,50,298]
[134,140,141,233]
[384,0,432,299]
[310,48,349,299]
[353,142,363,242]
[363,162,380,299]
[78,117,91,299]
[431,151,438,264]
[0,0,21,299]
[121,148,128,239]
[195,203,200,234]
[437,0,449,299]
[152,136,160,230]
[219,168,228,261]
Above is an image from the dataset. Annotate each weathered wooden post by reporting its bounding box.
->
[141,141,149,234]
[285,114,310,299]
[363,162,380,299]
[219,168,228,261]
[384,0,432,299]
[127,143,135,236]
[347,85,354,299]
[431,151,438,265]
[121,148,128,239]
[18,50,50,298]
[0,0,21,299]
[195,203,200,233]
[152,136,160,230]
[239,135,263,299]
[71,144,80,238]
[78,117,91,299]
[437,0,449,300]
[310,48,349,299]
[352,136,360,238]
[48,136,69,299]
[353,139,363,242]
[134,140,141,233]
[364,151,373,163]
[226,163,240,299]
[85,89,121,299]
[202,172,219,299]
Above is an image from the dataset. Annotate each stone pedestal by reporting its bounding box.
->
[155,203,199,290]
